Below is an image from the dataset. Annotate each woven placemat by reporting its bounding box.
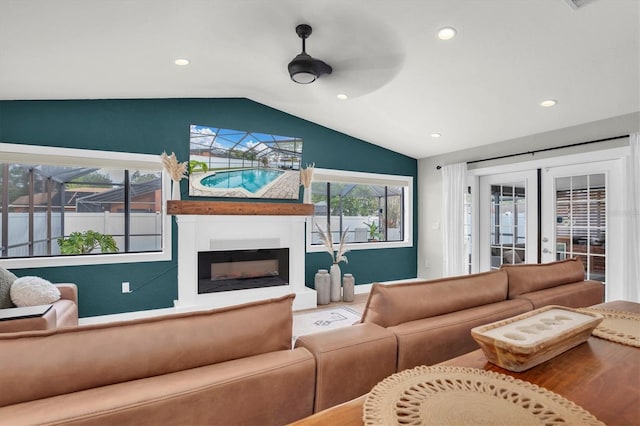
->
[363,365,603,426]
[578,308,640,347]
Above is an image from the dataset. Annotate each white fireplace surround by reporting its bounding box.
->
[174,214,317,311]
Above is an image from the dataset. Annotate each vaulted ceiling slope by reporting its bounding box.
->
[1,0,638,159]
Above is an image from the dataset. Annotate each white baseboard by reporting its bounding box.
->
[79,278,419,326]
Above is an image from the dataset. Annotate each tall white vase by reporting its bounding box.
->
[303,186,312,204]
[330,263,341,302]
[172,180,181,200]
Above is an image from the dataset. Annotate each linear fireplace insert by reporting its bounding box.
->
[198,248,289,294]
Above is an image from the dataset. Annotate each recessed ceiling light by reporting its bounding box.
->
[431,133,442,138]
[437,27,457,41]
[174,58,190,66]
[337,93,348,100]
[540,99,557,107]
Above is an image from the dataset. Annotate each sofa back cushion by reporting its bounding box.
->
[0,294,294,407]
[360,270,508,328]
[503,257,586,299]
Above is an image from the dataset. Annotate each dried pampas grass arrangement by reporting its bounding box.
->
[315,222,349,264]
[300,163,315,188]
[161,151,188,182]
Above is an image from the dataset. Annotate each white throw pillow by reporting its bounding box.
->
[10,276,61,307]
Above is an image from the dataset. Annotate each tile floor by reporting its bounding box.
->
[294,292,368,316]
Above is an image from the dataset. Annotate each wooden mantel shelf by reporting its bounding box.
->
[167,200,314,216]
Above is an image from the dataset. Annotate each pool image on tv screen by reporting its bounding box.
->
[188,124,303,199]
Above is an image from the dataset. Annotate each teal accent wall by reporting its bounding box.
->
[0,98,417,317]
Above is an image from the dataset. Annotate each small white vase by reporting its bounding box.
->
[342,273,355,302]
[303,186,312,204]
[330,263,341,302]
[315,269,331,305]
[172,180,181,200]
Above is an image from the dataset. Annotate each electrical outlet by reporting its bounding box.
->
[121,282,131,293]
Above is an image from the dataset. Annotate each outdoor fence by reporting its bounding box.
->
[0,212,163,257]
[190,154,300,170]
[310,215,402,245]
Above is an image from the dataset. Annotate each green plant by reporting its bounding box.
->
[57,231,119,255]
[188,160,209,174]
[363,221,382,241]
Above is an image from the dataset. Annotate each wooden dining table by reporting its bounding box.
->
[290,300,640,426]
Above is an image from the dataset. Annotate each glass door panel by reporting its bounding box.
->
[463,188,473,274]
[479,170,538,271]
[489,184,527,268]
[553,174,606,281]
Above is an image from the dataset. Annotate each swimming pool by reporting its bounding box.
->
[200,169,283,193]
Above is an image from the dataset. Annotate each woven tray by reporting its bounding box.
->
[363,366,604,426]
[470,306,602,372]
[578,308,640,347]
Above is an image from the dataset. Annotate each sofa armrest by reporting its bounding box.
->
[294,323,397,412]
[0,284,78,333]
[55,283,78,305]
[0,307,57,333]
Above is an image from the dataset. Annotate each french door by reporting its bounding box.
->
[478,159,623,301]
[479,171,538,271]
[540,160,623,301]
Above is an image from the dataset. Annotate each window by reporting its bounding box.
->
[0,143,171,267]
[307,168,412,252]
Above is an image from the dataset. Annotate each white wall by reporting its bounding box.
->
[418,112,640,280]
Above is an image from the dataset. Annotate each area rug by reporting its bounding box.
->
[363,365,604,426]
[293,306,361,340]
[578,308,640,347]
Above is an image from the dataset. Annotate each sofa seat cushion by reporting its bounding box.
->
[361,269,509,327]
[514,280,604,309]
[503,258,586,299]
[0,348,315,426]
[390,299,532,371]
[0,294,295,407]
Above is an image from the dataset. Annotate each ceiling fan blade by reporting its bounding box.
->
[320,54,404,98]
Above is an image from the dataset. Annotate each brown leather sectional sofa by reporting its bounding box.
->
[0,258,604,424]
[0,294,315,426]
[296,257,604,412]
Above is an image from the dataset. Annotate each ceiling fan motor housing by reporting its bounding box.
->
[288,24,332,84]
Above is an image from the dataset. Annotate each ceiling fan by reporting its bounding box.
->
[287,24,332,84]
[277,17,405,101]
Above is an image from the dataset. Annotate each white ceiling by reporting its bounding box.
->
[1,0,638,159]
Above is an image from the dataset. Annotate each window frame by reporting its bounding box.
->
[306,168,413,253]
[0,142,172,268]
